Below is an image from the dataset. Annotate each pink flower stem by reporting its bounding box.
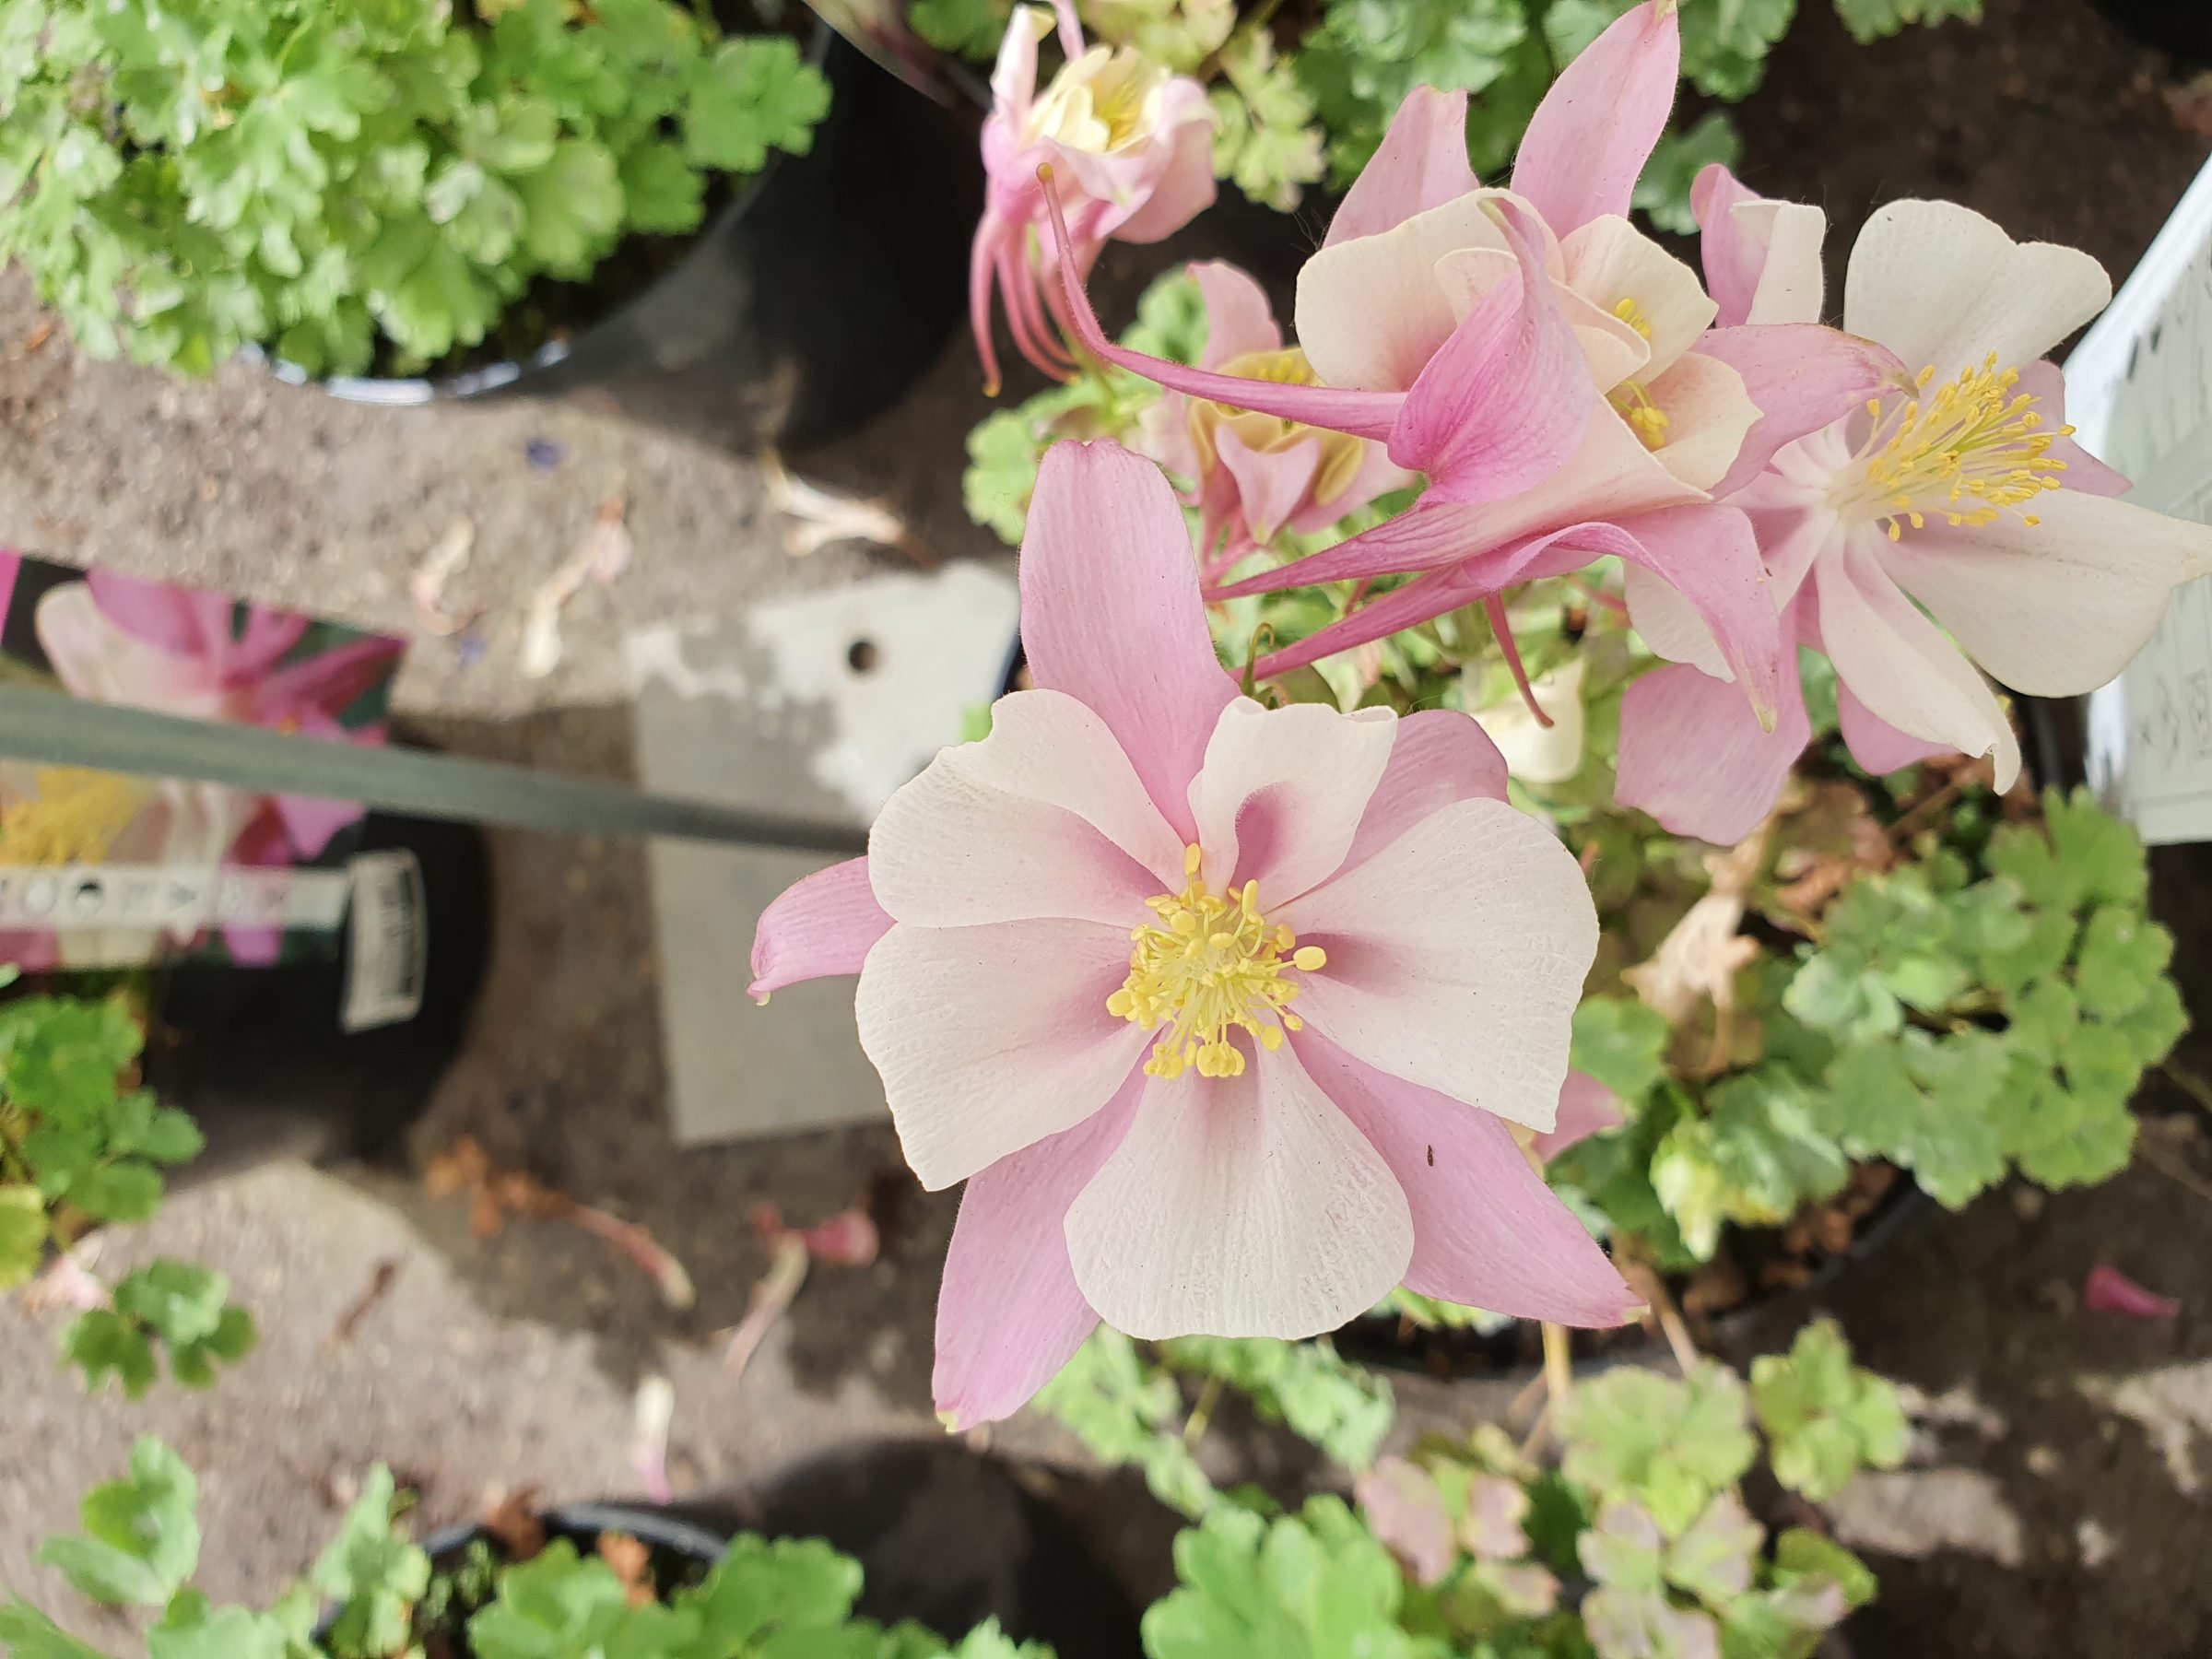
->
[1487,594,1553,728]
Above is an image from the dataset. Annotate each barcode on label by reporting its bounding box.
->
[342,851,427,1032]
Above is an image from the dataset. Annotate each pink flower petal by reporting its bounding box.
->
[1510,0,1680,238]
[1276,796,1595,1133]
[1213,426,1324,545]
[2083,1263,2180,1321]
[1387,196,1598,503]
[1113,107,1218,242]
[856,917,1148,1189]
[34,582,221,712]
[1020,441,1241,841]
[0,551,19,628]
[1191,260,1282,369]
[274,792,366,860]
[869,689,1184,928]
[228,605,315,682]
[1338,709,1509,877]
[1836,680,1947,774]
[1816,533,2020,790]
[1325,86,1479,249]
[1191,698,1398,903]
[1883,488,2212,698]
[1300,1030,1634,1324]
[2017,362,2129,498]
[84,569,234,660]
[1694,325,1909,500]
[253,634,406,721]
[934,1076,1141,1427]
[1616,660,1809,846]
[1043,195,1405,440]
[748,857,893,1002]
[1064,1041,1413,1338]
[1693,166,1827,330]
[1300,193,1511,395]
[1534,1070,1627,1162]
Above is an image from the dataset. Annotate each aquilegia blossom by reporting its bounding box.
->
[971,2,1214,390]
[751,440,1634,1427]
[1617,176,2212,844]
[1045,3,1899,722]
[1132,259,1413,582]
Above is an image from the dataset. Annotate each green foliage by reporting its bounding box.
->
[1571,996,1672,1102]
[7,1442,1056,1659]
[1788,788,2183,1210]
[63,1263,257,1400]
[1651,1069,1849,1259]
[1142,1499,1432,1659]
[911,0,1017,55]
[1,0,830,377]
[1086,0,1238,74]
[963,267,1203,546]
[1559,1366,1757,1539]
[1209,30,1326,212]
[1035,1328,1217,1517]
[1833,0,1983,44]
[1299,0,1535,186]
[1159,1336,1395,1472]
[1749,1321,1910,1501]
[37,1440,201,1609]
[312,1468,431,1658]
[1632,112,1741,236]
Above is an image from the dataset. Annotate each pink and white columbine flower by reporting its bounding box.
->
[1046,3,1895,724]
[750,440,1635,1427]
[1132,260,1414,582]
[971,2,1215,391]
[1616,176,2212,844]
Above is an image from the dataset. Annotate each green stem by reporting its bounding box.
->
[1183,1374,1225,1446]
[2159,1059,2212,1118]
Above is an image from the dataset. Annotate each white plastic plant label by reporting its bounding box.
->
[341,850,428,1032]
[2070,154,2212,843]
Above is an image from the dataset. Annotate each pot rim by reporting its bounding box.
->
[253,16,837,405]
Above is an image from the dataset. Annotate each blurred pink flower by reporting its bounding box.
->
[1134,261,1414,582]
[752,440,1633,1427]
[971,2,1215,390]
[1617,179,2212,844]
[34,571,402,965]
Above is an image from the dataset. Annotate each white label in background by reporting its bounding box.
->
[2069,153,2212,844]
[342,851,427,1032]
[0,864,351,934]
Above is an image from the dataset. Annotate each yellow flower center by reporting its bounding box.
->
[1023,45,1167,154]
[1839,355,2070,539]
[1194,347,1368,512]
[0,768,149,865]
[1105,844,1326,1080]
[1611,380,1670,450]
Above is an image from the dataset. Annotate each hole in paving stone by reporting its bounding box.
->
[847,639,880,674]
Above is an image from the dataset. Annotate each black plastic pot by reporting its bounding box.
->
[273,24,982,452]
[1338,1180,1937,1382]
[325,1443,1142,1659]
[2093,0,2212,63]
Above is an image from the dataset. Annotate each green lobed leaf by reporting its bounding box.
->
[62,1311,159,1402]
[1559,1366,1757,1539]
[683,38,831,175]
[1632,112,1741,236]
[38,1441,200,1608]
[1159,1336,1394,1472]
[0,1185,48,1292]
[1749,1320,1910,1501]
[1571,996,1672,1102]
[1833,0,1985,44]
[0,1601,114,1659]
[310,1465,429,1657]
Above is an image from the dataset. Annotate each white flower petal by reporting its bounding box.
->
[855,918,1148,1190]
[870,689,1184,928]
[1190,698,1396,903]
[1064,1041,1413,1338]
[1296,192,1519,394]
[1885,488,2212,695]
[1815,531,2020,789]
[1274,797,1596,1133]
[1842,200,2110,379]
[1559,215,1718,376]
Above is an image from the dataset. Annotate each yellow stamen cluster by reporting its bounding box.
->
[1106,844,1326,1080]
[0,768,148,865]
[1611,296,1655,340]
[1612,380,1670,450]
[1195,347,1367,508]
[1022,45,1168,155]
[1848,355,2070,539]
